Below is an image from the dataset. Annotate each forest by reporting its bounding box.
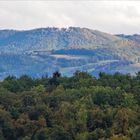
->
[0,71,140,140]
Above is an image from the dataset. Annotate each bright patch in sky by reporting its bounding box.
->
[0,1,140,34]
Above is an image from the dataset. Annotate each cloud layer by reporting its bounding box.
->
[0,1,140,34]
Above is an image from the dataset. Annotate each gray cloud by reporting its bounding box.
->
[0,1,140,34]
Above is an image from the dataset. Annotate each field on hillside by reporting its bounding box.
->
[0,27,140,79]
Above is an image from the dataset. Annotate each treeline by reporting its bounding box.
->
[0,71,140,140]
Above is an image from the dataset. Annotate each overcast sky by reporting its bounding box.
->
[0,1,140,34]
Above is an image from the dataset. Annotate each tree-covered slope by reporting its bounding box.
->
[0,27,122,52]
[0,27,140,79]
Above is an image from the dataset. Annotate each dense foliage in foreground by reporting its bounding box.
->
[0,71,140,140]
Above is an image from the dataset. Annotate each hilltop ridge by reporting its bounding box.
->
[0,27,140,79]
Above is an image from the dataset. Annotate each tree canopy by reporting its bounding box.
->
[0,71,139,140]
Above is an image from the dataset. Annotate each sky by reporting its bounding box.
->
[0,0,140,34]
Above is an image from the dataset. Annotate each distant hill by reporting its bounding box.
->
[0,27,121,52]
[117,34,140,43]
[0,27,140,79]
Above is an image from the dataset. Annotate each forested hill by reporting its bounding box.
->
[0,71,140,140]
[0,27,140,79]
